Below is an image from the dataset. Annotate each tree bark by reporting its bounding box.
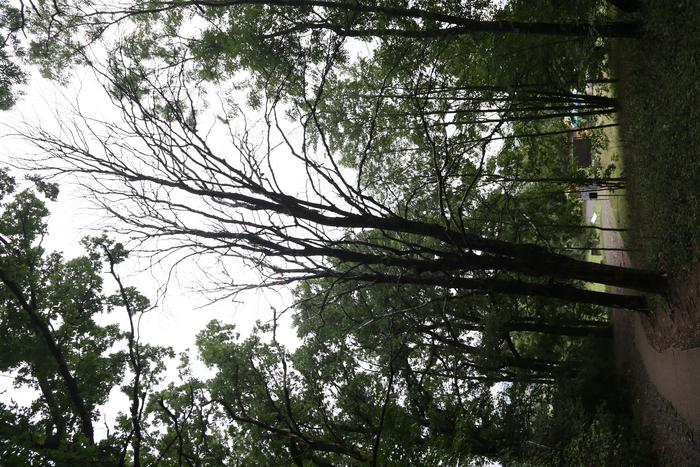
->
[508,320,612,338]
[128,1,642,38]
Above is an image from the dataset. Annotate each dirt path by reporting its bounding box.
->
[601,194,700,463]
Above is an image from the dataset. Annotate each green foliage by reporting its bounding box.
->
[495,0,609,88]
[559,408,650,466]
[25,175,59,201]
[0,1,26,110]
[82,234,129,265]
[145,282,636,465]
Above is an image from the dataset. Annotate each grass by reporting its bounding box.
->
[612,0,700,275]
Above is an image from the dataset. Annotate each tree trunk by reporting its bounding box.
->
[508,320,612,338]
[419,318,612,339]
[343,272,650,310]
[334,213,666,295]
[235,1,643,38]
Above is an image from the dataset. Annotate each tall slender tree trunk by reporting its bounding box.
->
[349,272,650,309]
[508,320,612,338]
[334,213,666,295]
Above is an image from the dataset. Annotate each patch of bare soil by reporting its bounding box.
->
[642,267,700,351]
[613,309,700,466]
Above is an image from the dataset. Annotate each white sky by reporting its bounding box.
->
[2,68,299,330]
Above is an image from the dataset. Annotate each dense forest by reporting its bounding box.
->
[0,0,665,465]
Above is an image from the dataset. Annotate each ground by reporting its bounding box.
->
[599,1,700,460]
[602,194,700,464]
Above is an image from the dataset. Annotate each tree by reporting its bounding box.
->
[28,0,640,50]
[0,1,27,109]
[0,175,120,463]
[83,235,175,467]
[173,318,504,465]
[27,56,664,312]
[0,172,173,465]
[145,290,627,465]
[0,1,637,111]
[292,279,608,383]
[20,1,633,101]
[2,2,662,464]
[0,168,643,465]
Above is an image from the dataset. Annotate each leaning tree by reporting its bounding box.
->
[24,50,664,312]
